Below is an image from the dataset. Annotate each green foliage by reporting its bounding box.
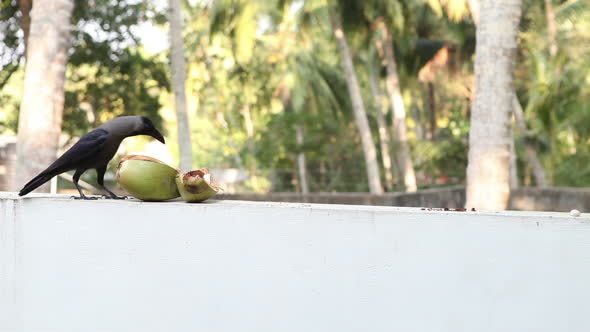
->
[2,0,590,192]
[414,104,469,184]
[0,0,21,91]
[208,0,259,65]
[0,92,19,133]
[516,0,590,186]
[64,49,168,137]
[63,0,168,136]
[0,0,24,131]
[183,0,590,192]
[0,0,169,137]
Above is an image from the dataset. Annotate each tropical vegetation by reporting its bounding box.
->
[0,0,588,196]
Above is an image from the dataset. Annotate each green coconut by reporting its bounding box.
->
[116,155,180,201]
[175,168,220,203]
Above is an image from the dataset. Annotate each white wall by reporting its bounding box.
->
[1,193,590,332]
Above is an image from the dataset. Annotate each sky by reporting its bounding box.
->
[137,21,168,54]
[137,0,169,54]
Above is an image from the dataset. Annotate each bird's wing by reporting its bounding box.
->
[18,129,111,196]
[42,129,111,174]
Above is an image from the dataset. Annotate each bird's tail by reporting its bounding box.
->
[18,171,58,196]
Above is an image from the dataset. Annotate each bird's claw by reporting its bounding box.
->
[101,194,129,200]
[71,195,99,200]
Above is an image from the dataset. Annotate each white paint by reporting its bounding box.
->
[2,193,590,332]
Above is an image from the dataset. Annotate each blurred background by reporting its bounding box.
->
[0,0,589,210]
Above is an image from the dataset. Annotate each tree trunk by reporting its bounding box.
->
[18,0,32,57]
[544,0,558,57]
[295,124,310,194]
[427,82,437,140]
[281,88,309,193]
[367,58,395,191]
[468,0,480,25]
[241,104,257,182]
[470,1,544,188]
[465,0,522,210]
[15,0,73,192]
[513,94,548,187]
[330,8,383,194]
[380,23,417,192]
[509,132,518,189]
[168,0,193,171]
[410,90,425,141]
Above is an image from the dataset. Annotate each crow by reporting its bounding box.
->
[18,116,165,199]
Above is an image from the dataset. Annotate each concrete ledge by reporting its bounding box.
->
[2,193,590,332]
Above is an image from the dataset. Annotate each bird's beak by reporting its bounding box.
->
[150,129,166,144]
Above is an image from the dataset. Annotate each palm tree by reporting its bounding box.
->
[465,0,522,209]
[544,0,558,57]
[367,49,395,191]
[468,0,480,24]
[465,0,548,188]
[513,95,548,186]
[168,0,193,170]
[18,0,32,57]
[15,0,74,192]
[279,86,310,193]
[377,20,418,192]
[332,0,417,192]
[329,4,383,194]
[191,0,347,192]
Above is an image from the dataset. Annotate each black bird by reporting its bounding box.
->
[18,116,165,199]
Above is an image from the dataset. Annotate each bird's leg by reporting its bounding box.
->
[72,169,98,200]
[96,166,127,199]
